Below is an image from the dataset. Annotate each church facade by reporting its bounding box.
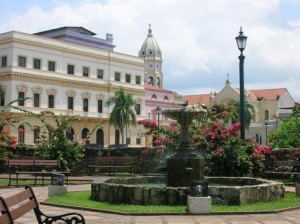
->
[184,76,295,145]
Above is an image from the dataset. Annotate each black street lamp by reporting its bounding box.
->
[265,120,268,146]
[235,27,248,140]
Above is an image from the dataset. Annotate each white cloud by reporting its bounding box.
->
[1,0,300,100]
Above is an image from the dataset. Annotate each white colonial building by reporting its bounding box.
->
[0,27,146,147]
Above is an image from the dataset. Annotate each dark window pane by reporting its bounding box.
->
[18,56,26,67]
[98,100,103,113]
[18,92,25,106]
[1,56,7,67]
[48,95,54,108]
[83,98,88,112]
[48,61,56,71]
[68,96,73,110]
[33,93,40,107]
[68,64,74,74]
[33,58,41,69]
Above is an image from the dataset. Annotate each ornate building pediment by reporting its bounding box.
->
[66,89,77,97]
[46,88,58,95]
[96,93,105,100]
[81,91,91,99]
[16,84,29,92]
[31,86,43,94]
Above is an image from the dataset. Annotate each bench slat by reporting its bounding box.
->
[4,189,33,208]
[10,199,37,221]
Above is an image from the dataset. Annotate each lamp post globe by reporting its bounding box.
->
[235,27,247,140]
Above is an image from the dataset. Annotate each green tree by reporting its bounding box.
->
[269,116,300,148]
[105,87,137,144]
[228,100,255,129]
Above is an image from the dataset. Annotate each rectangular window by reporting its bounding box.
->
[18,92,25,106]
[97,69,104,79]
[1,56,7,67]
[135,75,141,84]
[83,98,89,112]
[68,96,74,110]
[48,95,54,108]
[135,104,141,115]
[114,72,120,81]
[18,56,26,67]
[136,138,141,145]
[82,66,89,77]
[98,100,103,113]
[125,74,131,83]
[48,61,56,71]
[126,137,131,145]
[33,93,40,107]
[33,58,41,69]
[0,94,4,106]
[67,64,74,75]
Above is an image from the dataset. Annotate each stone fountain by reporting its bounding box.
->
[91,105,285,206]
[162,105,207,187]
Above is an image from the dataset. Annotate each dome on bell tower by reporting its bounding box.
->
[138,24,162,59]
[139,24,164,89]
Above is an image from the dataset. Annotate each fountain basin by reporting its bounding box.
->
[91,176,284,205]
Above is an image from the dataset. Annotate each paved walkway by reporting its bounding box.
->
[0,176,299,224]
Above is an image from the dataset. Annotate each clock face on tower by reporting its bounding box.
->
[148,63,154,69]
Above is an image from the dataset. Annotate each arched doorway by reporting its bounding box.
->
[115,130,120,145]
[82,128,90,144]
[66,128,75,141]
[96,129,104,147]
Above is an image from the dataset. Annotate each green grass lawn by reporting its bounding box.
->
[46,191,300,213]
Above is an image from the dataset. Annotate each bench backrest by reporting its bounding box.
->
[114,157,137,165]
[8,159,35,167]
[0,186,38,223]
[34,159,60,167]
[96,157,115,166]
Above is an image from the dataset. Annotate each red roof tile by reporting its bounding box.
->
[144,83,173,93]
[184,94,211,105]
[250,88,287,101]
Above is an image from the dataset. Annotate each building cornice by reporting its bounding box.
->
[0,72,145,96]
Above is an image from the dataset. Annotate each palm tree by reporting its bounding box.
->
[105,87,137,144]
[228,100,255,129]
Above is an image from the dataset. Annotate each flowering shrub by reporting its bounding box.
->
[0,117,18,164]
[33,111,85,169]
[193,120,266,176]
[137,119,180,153]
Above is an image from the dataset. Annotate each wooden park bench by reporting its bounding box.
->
[265,160,300,183]
[88,156,137,175]
[0,185,85,224]
[8,159,71,186]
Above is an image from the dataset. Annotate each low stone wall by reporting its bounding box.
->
[91,176,285,205]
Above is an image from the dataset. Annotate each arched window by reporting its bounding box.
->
[164,96,169,101]
[255,134,259,144]
[96,129,104,147]
[18,125,25,144]
[82,128,90,144]
[33,126,40,144]
[148,76,154,85]
[151,94,157,100]
[265,110,269,121]
[66,128,75,141]
[157,77,160,87]
[115,130,120,145]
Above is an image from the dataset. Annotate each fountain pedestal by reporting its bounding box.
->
[162,106,207,187]
[167,153,205,187]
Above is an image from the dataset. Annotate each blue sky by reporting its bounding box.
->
[1,0,300,101]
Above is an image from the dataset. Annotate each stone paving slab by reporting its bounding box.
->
[0,175,299,224]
